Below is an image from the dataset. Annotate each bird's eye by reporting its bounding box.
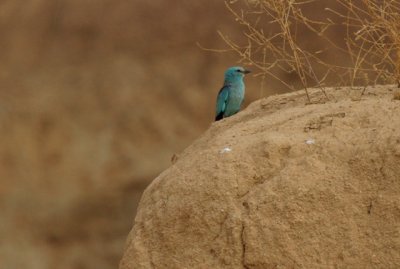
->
[236,69,241,72]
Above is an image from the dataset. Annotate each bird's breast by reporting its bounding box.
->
[224,84,245,117]
[229,84,245,100]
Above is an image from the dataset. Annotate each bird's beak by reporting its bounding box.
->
[243,69,251,74]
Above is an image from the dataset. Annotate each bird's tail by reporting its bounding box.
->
[215,113,223,121]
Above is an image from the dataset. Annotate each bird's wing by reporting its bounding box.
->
[215,85,230,121]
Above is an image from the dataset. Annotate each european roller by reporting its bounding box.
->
[215,66,250,121]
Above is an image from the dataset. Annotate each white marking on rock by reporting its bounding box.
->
[220,147,232,154]
[305,138,315,145]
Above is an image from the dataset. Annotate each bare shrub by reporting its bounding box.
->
[329,0,400,86]
[219,0,400,99]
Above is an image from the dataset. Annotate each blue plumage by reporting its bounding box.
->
[215,66,250,121]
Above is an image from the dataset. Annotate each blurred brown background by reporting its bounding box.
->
[0,1,271,269]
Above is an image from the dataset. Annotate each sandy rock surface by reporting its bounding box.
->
[120,86,400,269]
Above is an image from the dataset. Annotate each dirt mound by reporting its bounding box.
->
[120,86,400,268]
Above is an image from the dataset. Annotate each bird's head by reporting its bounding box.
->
[224,66,251,83]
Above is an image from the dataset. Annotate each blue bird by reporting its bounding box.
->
[215,66,251,121]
